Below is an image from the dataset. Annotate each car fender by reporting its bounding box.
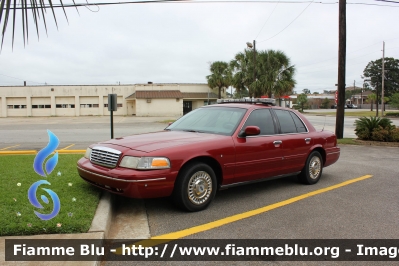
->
[307,144,326,165]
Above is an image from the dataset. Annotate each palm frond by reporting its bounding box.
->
[0,0,78,49]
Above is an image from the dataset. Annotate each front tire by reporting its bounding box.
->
[173,162,217,212]
[298,151,323,185]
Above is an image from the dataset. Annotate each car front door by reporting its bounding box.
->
[232,108,284,184]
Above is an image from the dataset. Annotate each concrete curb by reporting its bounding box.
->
[88,192,114,239]
[352,139,399,147]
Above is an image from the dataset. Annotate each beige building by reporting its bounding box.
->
[0,83,221,117]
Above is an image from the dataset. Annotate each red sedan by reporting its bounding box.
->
[77,98,340,211]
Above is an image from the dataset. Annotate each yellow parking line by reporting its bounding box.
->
[114,175,373,253]
[57,150,85,154]
[60,144,75,150]
[0,144,20,150]
[0,150,36,155]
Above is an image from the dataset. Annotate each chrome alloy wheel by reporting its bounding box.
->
[309,156,321,180]
[187,171,213,205]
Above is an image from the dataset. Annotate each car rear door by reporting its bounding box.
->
[272,109,312,174]
[232,108,284,184]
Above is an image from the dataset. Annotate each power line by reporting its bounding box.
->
[257,0,314,43]
[8,0,399,9]
[255,0,281,40]
[375,0,399,3]
[297,37,399,69]
[0,73,46,85]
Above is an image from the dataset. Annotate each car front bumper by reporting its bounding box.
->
[77,158,178,198]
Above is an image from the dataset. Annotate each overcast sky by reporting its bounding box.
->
[0,0,398,93]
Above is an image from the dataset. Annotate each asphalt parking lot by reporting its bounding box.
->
[141,144,399,239]
[0,116,175,151]
[103,144,399,266]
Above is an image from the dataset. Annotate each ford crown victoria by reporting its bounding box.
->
[77,98,340,211]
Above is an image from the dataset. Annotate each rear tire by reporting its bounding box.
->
[173,162,217,212]
[298,151,323,185]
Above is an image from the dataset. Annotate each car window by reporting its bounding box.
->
[289,112,307,133]
[273,109,297,134]
[241,109,275,135]
[166,107,247,135]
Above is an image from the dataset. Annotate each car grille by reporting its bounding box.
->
[90,147,122,168]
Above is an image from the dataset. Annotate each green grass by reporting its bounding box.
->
[337,138,360,145]
[0,154,102,236]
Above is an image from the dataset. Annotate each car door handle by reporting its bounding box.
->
[273,140,282,145]
[305,138,311,144]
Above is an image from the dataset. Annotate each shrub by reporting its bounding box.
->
[385,112,399,117]
[371,126,391,142]
[354,116,394,140]
[391,127,399,142]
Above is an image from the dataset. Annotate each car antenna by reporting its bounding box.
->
[322,115,326,131]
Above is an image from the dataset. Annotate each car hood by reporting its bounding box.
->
[98,130,227,153]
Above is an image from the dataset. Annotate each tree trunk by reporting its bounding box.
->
[376,95,379,117]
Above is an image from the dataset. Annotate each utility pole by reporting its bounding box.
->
[381,41,385,116]
[353,80,355,104]
[246,40,257,97]
[253,40,256,97]
[335,0,346,139]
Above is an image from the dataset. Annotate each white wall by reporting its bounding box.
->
[136,99,183,117]
[0,83,219,117]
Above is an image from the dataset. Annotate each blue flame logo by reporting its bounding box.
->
[28,130,61,220]
[33,130,59,177]
[28,180,61,220]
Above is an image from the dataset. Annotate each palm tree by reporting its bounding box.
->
[230,50,253,97]
[0,1,77,47]
[206,61,231,99]
[367,93,376,112]
[230,49,296,99]
[256,50,296,98]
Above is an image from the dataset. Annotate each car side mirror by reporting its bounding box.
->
[239,126,260,137]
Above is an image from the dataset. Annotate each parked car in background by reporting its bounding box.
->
[332,104,355,109]
[346,104,358,109]
[77,98,340,212]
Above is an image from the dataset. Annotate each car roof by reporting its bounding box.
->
[204,102,293,111]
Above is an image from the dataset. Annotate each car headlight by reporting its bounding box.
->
[119,156,170,169]
[84,148,92,159]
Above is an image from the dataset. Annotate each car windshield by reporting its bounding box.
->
[166,106,247,135]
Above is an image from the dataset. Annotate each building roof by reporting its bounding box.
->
[289,94,335,99]
[135,83,208,86]
[126,90,184,99]
[352,90,374,97]
[346,86,363,91]
[0,83,208,88]
[182,92,218,99]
